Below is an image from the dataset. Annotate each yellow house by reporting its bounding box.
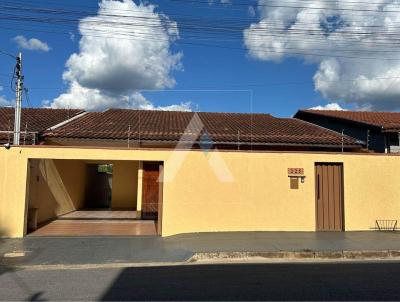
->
[1,108,399,238]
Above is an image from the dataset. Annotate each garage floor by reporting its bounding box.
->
[28,210,157,236]
[58,210,138,220]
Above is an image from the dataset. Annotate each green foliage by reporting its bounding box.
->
[98,164,113,174]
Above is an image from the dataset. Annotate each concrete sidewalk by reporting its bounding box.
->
[2,231,400,267]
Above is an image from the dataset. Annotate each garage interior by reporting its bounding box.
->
[25,159,163,236]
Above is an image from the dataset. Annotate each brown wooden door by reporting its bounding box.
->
[315,163,344,231]
[142,162,161,220]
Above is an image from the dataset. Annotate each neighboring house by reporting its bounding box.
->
[0,107,84,145]
[294,109,400,153]
[42,108,362,152]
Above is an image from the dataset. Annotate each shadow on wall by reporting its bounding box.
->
[100,262,400,301]
[38,159,75,213]
[28,159,88,228]
[28,159,68,227]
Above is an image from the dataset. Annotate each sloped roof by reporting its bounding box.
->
[296,109,400,132]
[0,107,83,143]
[43,109,361,149]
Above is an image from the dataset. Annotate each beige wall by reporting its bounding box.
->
[1,146,400,237]
[28,159,87,224]
[111,161,138,209]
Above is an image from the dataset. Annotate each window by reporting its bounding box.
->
[387,133,400,153]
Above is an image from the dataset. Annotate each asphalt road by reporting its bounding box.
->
[1,261,400,301]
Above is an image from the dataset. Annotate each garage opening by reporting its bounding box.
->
[25,159,163,236]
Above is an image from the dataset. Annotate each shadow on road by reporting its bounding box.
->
[0,231,47,301]
[101,262,400,301]
[0,230,14,277]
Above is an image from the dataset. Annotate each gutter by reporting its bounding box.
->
[382,128,400,133]
[44,137,361,149]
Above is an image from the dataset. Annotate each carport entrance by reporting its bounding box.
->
[25,159,163,236]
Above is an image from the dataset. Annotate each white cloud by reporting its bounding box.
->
[52,81,192,112]
[13,35,51,52]
[0,96,10,107]
[248,6,256,17]
[68,32,75,42]
[0,86,11,107]
[310,103,346,111]
[244,0,400,110]
[208,0,232,5]
[153,101,192,112]
[51,0,189,112]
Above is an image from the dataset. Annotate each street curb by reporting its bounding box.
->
[2,250,400,271]
[0,262,189,271]
[188,250,400,262]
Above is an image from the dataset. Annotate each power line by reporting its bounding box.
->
[8,0,400,15]
[2,20,400,49]
[1,20,400,60]
[170,0,400,7]
[1,1,400,62]
[2,2,400,34]
[23,87,31,107]
[20,75,400,90]
[170,0,400,13]
[0,49,15,59]
[2,5,400,38]
[4,2,400,31]
[3,0,400,28]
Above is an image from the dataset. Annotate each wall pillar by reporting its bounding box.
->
[136,161,143,218]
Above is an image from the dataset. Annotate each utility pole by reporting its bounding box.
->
[13,52,23,145]
[341,129,344,153]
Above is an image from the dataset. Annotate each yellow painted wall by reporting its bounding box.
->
[0,149,29,237]
[28,159,87,224]
[1,146,400,237]
[111,161,138,209]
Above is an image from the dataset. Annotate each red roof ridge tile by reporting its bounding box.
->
[105,108,273,117]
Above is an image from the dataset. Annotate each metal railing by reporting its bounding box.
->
[0,130,37,145]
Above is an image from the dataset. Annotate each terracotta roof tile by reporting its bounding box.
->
[0,107,83,143]
[297,109,400,131]
[44,108,361,148]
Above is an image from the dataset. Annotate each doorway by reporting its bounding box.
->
[315,163,344,231]
[142,162,163,234]
[85,164,113,209]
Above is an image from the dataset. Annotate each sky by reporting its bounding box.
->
[1,0,400,117]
